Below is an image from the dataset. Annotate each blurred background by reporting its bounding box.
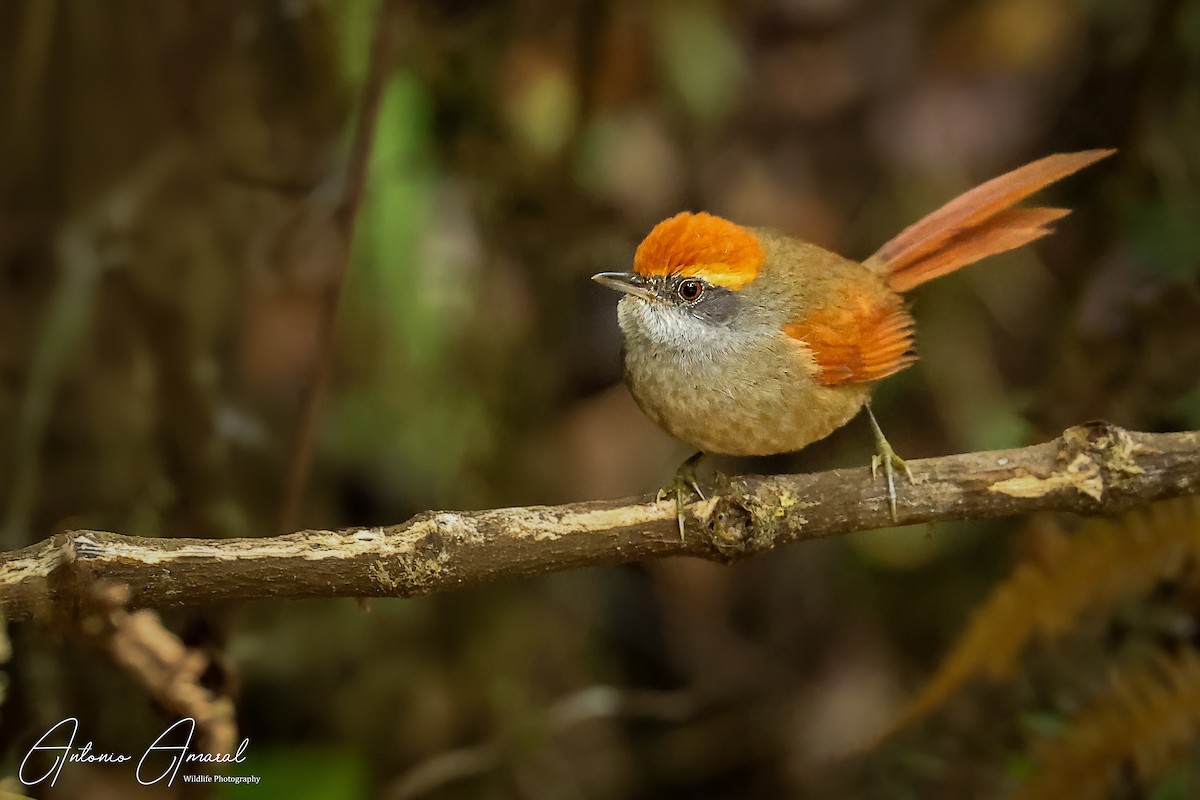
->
[2,0,1199,797]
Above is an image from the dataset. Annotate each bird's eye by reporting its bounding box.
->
[677,279,704,303]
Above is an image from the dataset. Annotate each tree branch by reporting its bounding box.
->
[4,422,1199,622]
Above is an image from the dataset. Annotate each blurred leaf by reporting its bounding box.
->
[972,406,1032,452]
[1004,750,1036,781]
[327,70,494,501]
[505,60,579,158]
[946,0,1084,72]
[1181,0,1200,53]
[574,110,683,214]
[884,498,1200,741]
[849,523,956,571]
[216,748,367,800]
[1130,198,1200,279]
[333,0,382,85]
[1020,709,1070,738]
[362,73,437,363]
[1019,648,1200,800]
[1150,765,1200,800]
[654,3,745,123]
[1170,384,1200,429]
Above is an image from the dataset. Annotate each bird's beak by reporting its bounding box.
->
[592,271,655,302]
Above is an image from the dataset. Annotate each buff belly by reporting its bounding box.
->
[622,335,873,456]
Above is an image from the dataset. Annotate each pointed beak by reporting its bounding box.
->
[592,271,654,302]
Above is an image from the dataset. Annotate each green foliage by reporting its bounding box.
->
[216,749,368,800]
[1130,199,1200,280]
[327,71,491,502]
[654,3,746,123]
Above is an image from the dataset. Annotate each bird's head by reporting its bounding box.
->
[592,212,765,332]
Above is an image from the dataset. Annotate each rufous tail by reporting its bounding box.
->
[868,149,1114,293]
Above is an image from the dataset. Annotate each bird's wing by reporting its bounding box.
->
[782,289,916,386]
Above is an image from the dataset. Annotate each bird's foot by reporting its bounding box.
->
[657,451,705,541]
[866,405,917,522]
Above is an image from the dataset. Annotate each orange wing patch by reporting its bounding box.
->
[634,212,765,290]
[783,293,916,385]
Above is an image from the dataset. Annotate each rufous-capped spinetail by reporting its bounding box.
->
[594,149,1114,535]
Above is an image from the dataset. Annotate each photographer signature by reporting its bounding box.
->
[19,717,249,787]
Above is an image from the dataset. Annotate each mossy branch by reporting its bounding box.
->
[3,422,1199,622]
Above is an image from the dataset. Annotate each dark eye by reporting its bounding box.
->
[677,279,704,303]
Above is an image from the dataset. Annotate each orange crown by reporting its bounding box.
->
[633,212,765,290]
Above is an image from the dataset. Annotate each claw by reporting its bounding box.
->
[662,452,705,542]
[866,405,918,522]
[676,488,686,542]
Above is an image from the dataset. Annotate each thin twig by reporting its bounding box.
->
[278,0,401,533]
[3,423,1200,622]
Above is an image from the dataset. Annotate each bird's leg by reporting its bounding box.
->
[866,404,915,522]
[657,451,705,541]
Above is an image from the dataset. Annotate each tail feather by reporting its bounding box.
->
[871,149,1114,293]
[887,206,1070,293]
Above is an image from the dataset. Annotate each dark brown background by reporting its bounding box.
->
[2,0,1199,797]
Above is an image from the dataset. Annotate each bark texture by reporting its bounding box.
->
[3,422,1198,622]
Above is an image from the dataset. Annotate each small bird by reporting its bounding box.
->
[594,149,1113,535]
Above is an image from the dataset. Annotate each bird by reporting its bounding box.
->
[593,149,1114,537]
